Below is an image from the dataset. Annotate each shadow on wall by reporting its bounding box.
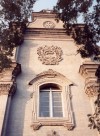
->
[6,41,39,136]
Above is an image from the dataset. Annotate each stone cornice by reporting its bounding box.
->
[0,62,21,81]
[32,12,56,19]
[25,28,71,40]
[79,60,100,97]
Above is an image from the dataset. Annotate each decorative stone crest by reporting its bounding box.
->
[37,45,63,65]
[43,21,55,28]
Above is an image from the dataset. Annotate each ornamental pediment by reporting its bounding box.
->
[29,69,74,85]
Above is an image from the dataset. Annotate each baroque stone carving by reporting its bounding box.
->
[30,70,74,130]
[37,45,63,65]
[79,61,99,97]
[31,120,74,131]
[31,122,42,130]
[0,82,17,95]
[36,69,65,78]
[28,69,73,85]
[43,21,55,28]
[0,84,11,95]
[85,85,99,97]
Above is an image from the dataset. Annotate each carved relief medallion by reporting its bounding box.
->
[43,21,55,28]
[37,45,63,65]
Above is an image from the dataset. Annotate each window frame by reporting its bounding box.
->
[29,69,75,130]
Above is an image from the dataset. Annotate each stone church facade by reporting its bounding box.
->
[0,10,100,136]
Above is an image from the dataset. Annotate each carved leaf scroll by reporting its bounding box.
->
[37,45,63,65]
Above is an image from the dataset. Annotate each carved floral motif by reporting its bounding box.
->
[85,85,99,97]
[43,21,55,28]
[37,45,63,65]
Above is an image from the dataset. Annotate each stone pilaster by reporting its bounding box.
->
[0,48,21,136]
[79,60,100,135]
[0,81,17,136]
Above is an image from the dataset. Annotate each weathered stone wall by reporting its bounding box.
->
[6,11,98,136]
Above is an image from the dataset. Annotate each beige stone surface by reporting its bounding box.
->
[5,11,98,136]
[0,95,8,135]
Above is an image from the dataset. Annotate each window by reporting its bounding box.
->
[39,84,63,117]
[29,69,74,130]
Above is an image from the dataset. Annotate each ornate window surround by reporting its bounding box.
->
[29,69,74,130]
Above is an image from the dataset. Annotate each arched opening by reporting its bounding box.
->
[40,83,62,90]
[30,69,74,130]
[39,83,63,117]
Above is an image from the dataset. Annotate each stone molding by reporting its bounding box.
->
[0,82,17,96]
[31,121,42,130]
[29,69,75,130]
[0,62,21,96]
[25,28,71,40]
[29,69,73,85]
[31,120,74,131]
[79,61,99,97]
[37,45,63,65]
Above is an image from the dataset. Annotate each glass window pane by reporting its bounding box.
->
[53,112,63,117]
[39,111,50,117]
[39,91,50,117]
[52,92,63,117]
[53,102,62,106]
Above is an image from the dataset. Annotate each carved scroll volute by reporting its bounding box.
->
[63,123,74,130]
[0,82,17,96]
[31,122,42,130]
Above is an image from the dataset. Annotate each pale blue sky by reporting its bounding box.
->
[33,0,58,11]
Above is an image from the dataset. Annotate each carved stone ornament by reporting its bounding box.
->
[43,21,55,28]
[30,70,74,131]
[85,85,99,97]
[0,84,11,95]
[0,82,17,96]
[37,45,63,65]
[28,69,73,85]
[31,122,42,130]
